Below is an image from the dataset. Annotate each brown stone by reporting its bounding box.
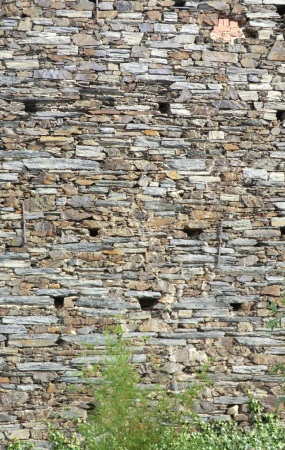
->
[268,41,285,61]
[144,130,160,136]
[34,173,56,185]
[191,210,222,220]
[225,143,238,151]
[260,285,281,297]
[72,34,97,46]
[139,319,170,332]
[166,171,182,180]
[146,217,174,227]
[197,12,219,26]
[170,51,189,60]
[0,378,10,383]
[62,184,79,195]
[61,209,92,221]
[102,249,122,255]
[146,10,161,20]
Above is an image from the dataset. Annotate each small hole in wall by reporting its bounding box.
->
[24,99,37,113]
[56,337,65,346]
[89,228,100,237]
[280,227,285,236]
[276,110,285,121]
[230,303,242,311]
[138,298,158,310]
[276,5,285,16]
[243,28,258,39]
[54,296,65,310]
[183,227,203,238]
[173,0,186,6]
[102,97,115,107]
[158,102,171,115]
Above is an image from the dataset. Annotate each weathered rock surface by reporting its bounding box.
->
[0,0,284,446]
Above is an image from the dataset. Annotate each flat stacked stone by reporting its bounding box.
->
[0,0,284,446]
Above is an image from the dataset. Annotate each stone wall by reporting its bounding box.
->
[0,0,285,446]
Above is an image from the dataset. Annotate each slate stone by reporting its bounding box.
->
[16,363,67,371]
[0,296,53,306]
[23,158,101,171]
[1,0,285,439]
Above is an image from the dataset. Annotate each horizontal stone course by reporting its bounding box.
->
[0,0,285,444]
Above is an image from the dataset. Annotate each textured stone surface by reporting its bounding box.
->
[0,0,284,446]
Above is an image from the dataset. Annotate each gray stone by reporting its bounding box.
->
[23,159,101,171]
[16,363,67,371]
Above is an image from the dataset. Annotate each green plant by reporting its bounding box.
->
[152,396,285,450]
[47,425,82,450]
[10,338,285,450]
[267,299,285,407]
[77,329,206,450]
[267,301,283,330]
[6,441,33,450]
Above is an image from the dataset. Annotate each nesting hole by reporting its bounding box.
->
[276,4,285,16]
[173,0,186,6]
[89,228,100,237]
[138,298,158,310]
[277,110,285,121]
[230,303,242,311]
[24,99,37,113]
[183,227,203,238]
[54,296,65,310]
[158,102,171,115]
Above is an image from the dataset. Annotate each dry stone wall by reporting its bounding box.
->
[0,0,285,446]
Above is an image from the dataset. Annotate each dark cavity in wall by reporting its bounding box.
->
[56,336,65,346]
[183,227,203,238]
[24,99,37,113]
[54,296,65,309]
[243,27,258,39]
[276,4,285,16]
[230,303,242,311]
[280,227,285,236]
[276,110,285,121]
[173,0,186,6]
[138,297,158,310]
[158,102,171,115]
[89,228,100,237]
[102,97,115,106]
